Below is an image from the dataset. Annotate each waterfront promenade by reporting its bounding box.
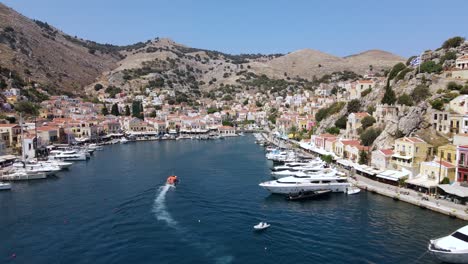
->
[261,133,468,221]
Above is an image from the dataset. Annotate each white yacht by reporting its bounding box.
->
[0,170,47,181]
[49,150,87,161]
[271,168,337,179]
[429,225,468,263]
[0,182,12,190]
[120,137,129,144]
[272,163,325,173]
[13,162,61,176]
[259,175,349,194]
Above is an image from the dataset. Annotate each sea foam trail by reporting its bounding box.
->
[152,184,234,264]
[152,184,177,227]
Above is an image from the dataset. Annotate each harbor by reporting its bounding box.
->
[257,132,468,221]
[1,135,464,263]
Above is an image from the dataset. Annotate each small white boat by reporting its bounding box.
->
[120,138,129,144]
[254,222,270,230]
[429,225,468,263]
[0,182,12,190]
[347,187,361,195]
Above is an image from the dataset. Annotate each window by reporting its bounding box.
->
[452,232,468,243]
[444,114,448,120]
[434,114,438,120]
[448,153,452,162]
[415,147,419,153]
[460,153,466,165]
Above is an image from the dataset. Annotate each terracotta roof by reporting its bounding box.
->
[457,55,468,61]
[379,149,394,156]
[218,126,234,130]
[319,133,337,138]
[436,160,456,168]
[357,80,374,84]
[0,124,19,128]
[402,137,425,143]
[341,140,361,146]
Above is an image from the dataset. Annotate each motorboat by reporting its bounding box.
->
[12,161,61,176]
[429,225,468,263]
[166,175,179,186]
[120,137,129,144]
[254,222,270,230]
[259,175,349,194]
[0,182,12,190]
[271,168,337,179]
[347,187,361,195]
[88,143,103,151]
[0,170,47,181]
[44,159,73,170]
[286,189,331,201]
[49,150,87,161]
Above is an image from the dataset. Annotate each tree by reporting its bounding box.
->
[94,83,103,91]
[243,99,248,106]
[124,105,131,116]
[101,105,109,116]
[388,63,407,80]
[381,84,396,105]
[289,126,298,139]
[397,93,413,106]
[360,128,382,146]
[411,85,431,103]
[442,36,465,49]
[111,103,120,116]
[334,116,347,129]
[358,150,368,165]
[325,126,340,135]
[440,177,450,184]
[14,101,39,116]
[321,154,334,164]
[347,99,361,113]
[361,116,376,130]
[149,110,157,118]
[255,101,263,107]
[132,100,143,119]
[367,106,376,115]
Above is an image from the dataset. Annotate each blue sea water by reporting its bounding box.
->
[0,136,465,264]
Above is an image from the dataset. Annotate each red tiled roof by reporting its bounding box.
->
[457,55,468,60]
[357,80,374,84]
[436,160,455,168]
[402,137,425,143]
[379,149,394,156]
[0,124,18,127]
[353,112,370,118]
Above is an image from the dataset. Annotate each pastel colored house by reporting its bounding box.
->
[371,149,394,170]
[345,112,370,139]
[391,137,433,175]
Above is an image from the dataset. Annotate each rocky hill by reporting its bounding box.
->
[0,2,404,101]
[0,3,121,95]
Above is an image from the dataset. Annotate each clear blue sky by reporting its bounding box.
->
[2,0,467,57]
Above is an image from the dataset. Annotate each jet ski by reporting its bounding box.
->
[254,222,270,230]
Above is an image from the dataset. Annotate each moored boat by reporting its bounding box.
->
[0,181,12,190]
[286,189,331,201]
[259,175,349,194]
[429,225,468,263]
[166,175,179,186]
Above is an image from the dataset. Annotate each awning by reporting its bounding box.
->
[354,164,377,176]
[406,176,438,188]
[392,154,412,160]
[438,184,468,198]
[337,159,353,167]
[376,170,410,182]
[0,155,17,160]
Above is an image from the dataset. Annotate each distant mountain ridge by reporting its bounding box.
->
[0,2,405,97]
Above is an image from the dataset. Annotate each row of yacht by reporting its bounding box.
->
[0,144,103,187]
[258,144,351,195]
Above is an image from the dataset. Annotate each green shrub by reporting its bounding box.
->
[397,93,414,106]
[347,99,361,113]
[395,68,412,82]
[441,36,465,49]
[388,63,407,80]
[419,61,443,74]
[325,126,340,135]
[406,56,417,66]
[361,88,372,97]
[430,99,444,110]
[381,84,396,105]
[94,83,103,91]
[447,81,463,91]
[411,85,431,102]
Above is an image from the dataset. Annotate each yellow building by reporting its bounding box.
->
[437,144,457,165]
[419,160,456,183]
[391,137,433,175]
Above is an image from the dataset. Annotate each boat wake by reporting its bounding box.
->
[152,184,177,227]
[152,183,234,264]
